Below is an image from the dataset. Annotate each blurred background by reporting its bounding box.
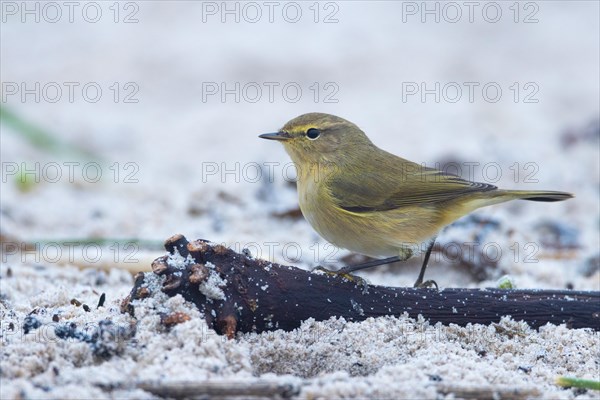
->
[1,1,598,288]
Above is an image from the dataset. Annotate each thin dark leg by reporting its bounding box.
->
[337,256,402,274]
[313,238,438,288]
[413,237,437,288]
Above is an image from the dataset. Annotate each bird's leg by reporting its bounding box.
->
[313,239,439,289]
[337,256,402,274]
[312,255,406,285]
[413,237,438,289]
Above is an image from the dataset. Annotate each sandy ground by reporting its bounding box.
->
[1,1,599,399]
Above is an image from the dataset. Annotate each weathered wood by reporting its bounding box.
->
[436,385,540,400]
[106,381,540,399]
[137,380,298,398]
[121,235,600,338]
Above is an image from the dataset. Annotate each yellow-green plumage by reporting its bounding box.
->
[260,113,573,275]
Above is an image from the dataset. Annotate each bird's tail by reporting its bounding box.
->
[446,189,573,223]
[493,190,574,202]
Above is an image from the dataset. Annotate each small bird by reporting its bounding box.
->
[259,113,573,287]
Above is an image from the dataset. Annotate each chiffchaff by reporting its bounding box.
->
[260,113,572,287]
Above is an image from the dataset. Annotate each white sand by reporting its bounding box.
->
[1,1,599,398]
[1,262,598,399]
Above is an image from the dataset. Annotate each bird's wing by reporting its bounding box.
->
[328,162,497,213]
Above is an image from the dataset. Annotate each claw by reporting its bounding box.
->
[414,279,438,290]
[312,266,368,287]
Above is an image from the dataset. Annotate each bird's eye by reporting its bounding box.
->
[306,128,321,140]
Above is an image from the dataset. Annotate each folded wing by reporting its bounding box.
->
[329,162,497,213]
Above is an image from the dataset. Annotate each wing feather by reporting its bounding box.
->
[329,162,497,213]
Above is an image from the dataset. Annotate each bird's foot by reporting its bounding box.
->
[413,279,438,290]
[312,265,368,287]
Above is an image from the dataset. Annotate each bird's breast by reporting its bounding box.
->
[296,174,401,257]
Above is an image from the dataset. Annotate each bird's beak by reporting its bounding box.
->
[259,132,290,141]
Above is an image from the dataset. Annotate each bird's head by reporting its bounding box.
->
[259,113,372,166]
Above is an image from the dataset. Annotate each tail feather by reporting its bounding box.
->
[499,190,573,202]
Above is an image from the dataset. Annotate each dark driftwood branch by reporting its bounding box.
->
[121,235,600,338]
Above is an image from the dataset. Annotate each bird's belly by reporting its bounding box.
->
[299,192,440,258]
